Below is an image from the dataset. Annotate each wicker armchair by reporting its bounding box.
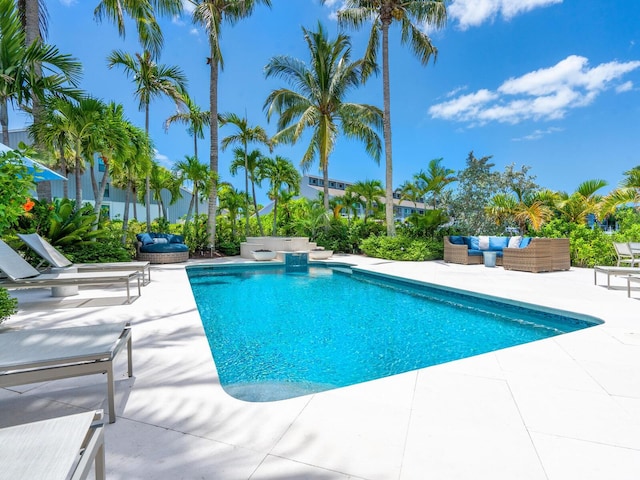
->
[502,238,570,273]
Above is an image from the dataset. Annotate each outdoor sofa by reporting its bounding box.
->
[444,235,571,273]
[136,232,189,264]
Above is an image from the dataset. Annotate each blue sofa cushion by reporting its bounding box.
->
[467,249,483,256]
[489,236,509,251]
[467,236,480,250]
[449,235,465,245]
[520,237,532,248]
[170,234,185,244]
[139,242,189,254]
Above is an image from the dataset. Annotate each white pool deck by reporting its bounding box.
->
[2,255,640,479]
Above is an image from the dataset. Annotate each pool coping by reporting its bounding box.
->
[3,256,640,479]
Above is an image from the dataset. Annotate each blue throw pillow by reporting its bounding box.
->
[520,237,531,248]
[170,234,185,244]
[468,236,480,250]
[137,233,154,245]
[449,235,464,245]
[489,236,509,251]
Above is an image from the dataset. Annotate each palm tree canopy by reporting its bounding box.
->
[190,0,272,70]
[107,50,187,114]
[264,21,383,172]
[333,1,447,79]
[94,0,183,59]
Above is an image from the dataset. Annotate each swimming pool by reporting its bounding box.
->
[187,264,601,402]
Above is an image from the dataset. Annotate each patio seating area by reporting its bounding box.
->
[2,256,640,479]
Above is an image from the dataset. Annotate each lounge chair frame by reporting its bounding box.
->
[0,239,141,304]
[0,322,132,424]
[0,410,105,480]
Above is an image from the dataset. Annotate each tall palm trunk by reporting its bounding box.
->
[251,179,264,236]
[244,147,250,237]
[144,105,152,231]
[272,196,278,235]
[74,154,82,209]
[0,102,9,146]
[121,181,131,244]
[382,21,395,236]
[207,58,219,250]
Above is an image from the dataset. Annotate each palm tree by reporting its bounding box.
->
[173,155,211,235]
[348,179,385,223]
[94,0,182,59]
[111,123,153,241]
[164,91,210,160]
[220,113,270,237]
[218,183,246,238]
[258,155,301,235]
[555,179,607,225]
[190,0,272,250]
[334,0,447,235]
[600,168,640,218]
[0,0,82,145]
[107,49,187,231]
[414,158,456,209]
[264,22,382,213]
[398,180,421,208]
[229,147,268,236]
[148,161,181,221]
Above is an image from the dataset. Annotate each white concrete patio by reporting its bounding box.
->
[2,255,640,479]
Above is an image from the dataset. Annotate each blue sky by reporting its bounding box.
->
[12,0,640,203]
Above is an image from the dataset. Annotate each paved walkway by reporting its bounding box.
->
[2,256,640,479]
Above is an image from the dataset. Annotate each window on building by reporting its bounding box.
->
[104,183,110,198]
[329,181,336,188]
[98,157,106,172]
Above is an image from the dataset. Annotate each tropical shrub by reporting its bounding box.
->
[62,238,132,263]
[0,288,17,324]
[46,199,109,246]
[359,235,441,261]
[0,151,36,236]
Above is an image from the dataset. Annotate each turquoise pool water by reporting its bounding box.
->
[187,264,600,402]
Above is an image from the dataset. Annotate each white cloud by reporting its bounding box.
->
[449,0,562,30]
[154,150,174,169]
[616,81,634,93]
[181,0,195,14]
[512,127,563,141]
[59,0,77,6]
[429,55,640,125]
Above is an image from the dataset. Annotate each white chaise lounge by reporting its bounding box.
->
[0,410,106,479]
[0,240,141,304]
[18,233,151,285]
[0,322,132,423]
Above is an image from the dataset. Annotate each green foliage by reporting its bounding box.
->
[359,235,441,261]
[400,209,449,239]
[0,151,36,235]
[313,219,350,252]
[185,214,211,254]
[46,199,108,246]
[62,238,132,263]
[0,288,17,324]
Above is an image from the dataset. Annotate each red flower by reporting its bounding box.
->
[23,199,35,212]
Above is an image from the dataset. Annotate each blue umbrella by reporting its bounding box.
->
[0,142,67,182]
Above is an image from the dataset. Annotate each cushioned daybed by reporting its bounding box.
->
[136,233,189,264]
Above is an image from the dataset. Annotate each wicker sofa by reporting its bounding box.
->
[444,236,570,273]
[136,232,189,264]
